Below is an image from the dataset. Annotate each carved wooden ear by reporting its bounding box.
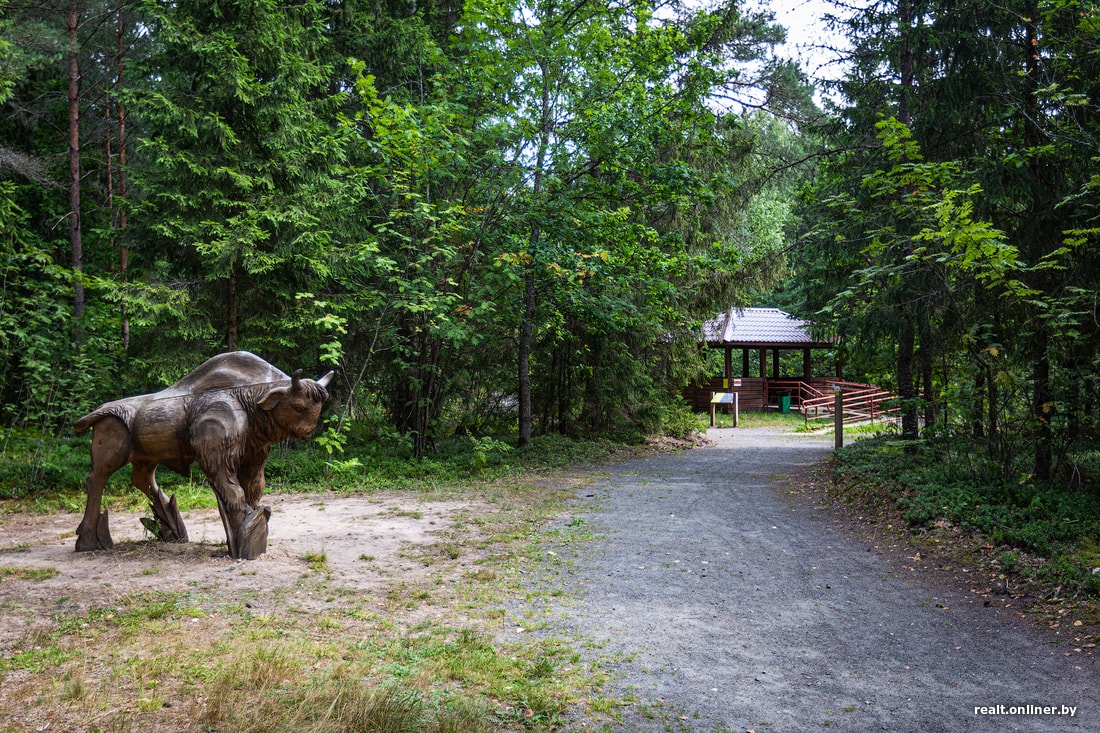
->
[258,387,289,411]
[317,370,334,389]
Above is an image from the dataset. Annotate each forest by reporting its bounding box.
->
[1,0,1098,488]
[1,1,1099,729]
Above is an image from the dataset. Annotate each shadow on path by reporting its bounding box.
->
[532,427,1093,732]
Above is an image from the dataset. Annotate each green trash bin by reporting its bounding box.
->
[778,395,791,413]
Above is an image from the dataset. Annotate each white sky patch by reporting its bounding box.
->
[752,0,857,103]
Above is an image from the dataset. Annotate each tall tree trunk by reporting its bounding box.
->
[517,56,552,448]
[1032,331,1053,480]
[898,317,918,439]
[227,265,239,350]
[67,1,84,322]
[896,0,918,440]
[115,8,130,350]
[518,265,536,446]
[1022,0,1053,482]
[920,314,934,429]
[987,362,999,466]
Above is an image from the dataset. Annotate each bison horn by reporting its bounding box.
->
[317,371,334,389]
[292,369,303,391]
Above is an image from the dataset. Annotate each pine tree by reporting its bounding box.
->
[124,0,348,367]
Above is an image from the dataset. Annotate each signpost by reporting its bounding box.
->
[710,392,739,427]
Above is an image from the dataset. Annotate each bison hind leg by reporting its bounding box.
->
[132,462,188,543]
[76,417,130,552]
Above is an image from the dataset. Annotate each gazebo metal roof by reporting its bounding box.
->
[703,307,833,348]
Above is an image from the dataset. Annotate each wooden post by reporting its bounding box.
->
[742,348,750,378]
[724,346,733,389]
[834,385,843,449]
[803,348,812,379]
[772,348,780,379]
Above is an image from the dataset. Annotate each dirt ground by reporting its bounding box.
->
[0,493,473,654]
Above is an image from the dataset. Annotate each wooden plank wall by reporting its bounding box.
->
[682,377,767,412]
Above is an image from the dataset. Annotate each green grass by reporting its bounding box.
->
[0,425,653,513]
[7,593,560,730]
[0,565,58,581]
[710,409,808,429]
[301,550,329,572]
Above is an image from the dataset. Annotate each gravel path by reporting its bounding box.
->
[535,427,1095,732]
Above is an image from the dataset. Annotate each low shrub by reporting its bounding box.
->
[833,435,1100,595]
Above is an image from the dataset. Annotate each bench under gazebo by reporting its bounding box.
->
[682,307,840,413]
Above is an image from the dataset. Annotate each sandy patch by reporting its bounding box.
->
[0,492,477,651]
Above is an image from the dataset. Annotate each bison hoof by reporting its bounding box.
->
[75,510,113,552]
[148,494,189,543]
[141,515,186,542]
[233,505,272,560]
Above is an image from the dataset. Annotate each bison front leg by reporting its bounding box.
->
[131,461,188,543]
[76,417,131,552]
[208,480,270,560]
[227,457,273,559]
[199,455,270,560]
[238,503,271,560]
[192,408,271,560]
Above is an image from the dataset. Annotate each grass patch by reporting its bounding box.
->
[711,409,809,430]
[199,635,538,733]
[0,425,653,513]
[0,565,59,581]
[301,550,329,572]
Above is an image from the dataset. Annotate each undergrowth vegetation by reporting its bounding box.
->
[832,435,1100,597]
[0,424,655,512]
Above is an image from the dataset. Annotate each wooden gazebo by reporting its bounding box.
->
[682,307,840,412]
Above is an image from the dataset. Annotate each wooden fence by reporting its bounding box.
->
[800,380,900,427]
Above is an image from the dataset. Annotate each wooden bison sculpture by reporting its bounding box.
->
[73,351,334,560]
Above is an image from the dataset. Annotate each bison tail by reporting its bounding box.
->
[74,404,134,434]
[74,411,102,434]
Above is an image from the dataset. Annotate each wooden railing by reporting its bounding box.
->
[686,377,898,422]
[801,380,900,427]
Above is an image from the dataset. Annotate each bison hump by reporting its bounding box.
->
[158,351,289,398]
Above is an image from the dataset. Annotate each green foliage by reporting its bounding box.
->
[0,426,652,510]
[791,0,1100,483]
[123,0,349,365]
[0,190,118,431]
[468,436,514,475]
[834,436,1100,593]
